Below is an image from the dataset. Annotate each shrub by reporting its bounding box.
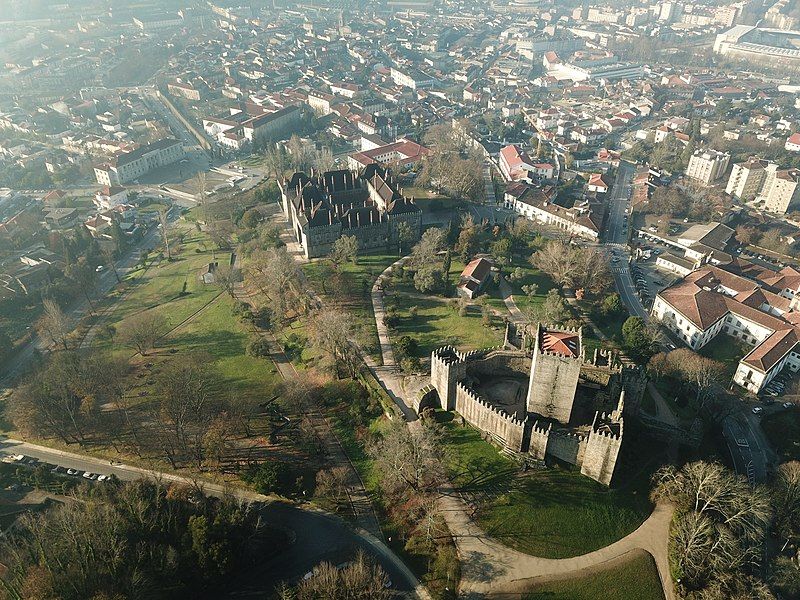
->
[241,462,296,495]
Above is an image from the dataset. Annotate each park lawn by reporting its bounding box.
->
[163,296,280,403]
[523,551,664,600]
[698,333,750,379]
[762,407,800,462]
[302,254,398,363]
[94,227,224,358]
[440,415,653,559]
[485,256,557,316]
[390,294,503,357]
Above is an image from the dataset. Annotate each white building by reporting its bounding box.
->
[686,148,730,185]
[652,265,800,394]
[725,159,770,201]
[763,169,800,214]
[94,138,184,186]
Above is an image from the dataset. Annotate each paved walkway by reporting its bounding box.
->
[498,277,526,323]
[367,260,676,599]
[439,488,675,599]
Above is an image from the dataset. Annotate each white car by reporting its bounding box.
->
[1,454,25,463]
[66,468,81,476]
[82,472,98,480]
[97,474,111,482]
[752,406,763,415]
[95,265,105,273]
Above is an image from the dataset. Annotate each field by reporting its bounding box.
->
[484,255,557,316]
[440,414,653,559]
[522,550,664,600]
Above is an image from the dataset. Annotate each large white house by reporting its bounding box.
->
[94,138,184,186]
[652,263,800,394]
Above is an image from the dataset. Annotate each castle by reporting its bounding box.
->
[422,324,646,485]
[279,165,422,259]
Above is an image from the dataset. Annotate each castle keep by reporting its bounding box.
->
[279,165,422,259]
[426,324,646,486]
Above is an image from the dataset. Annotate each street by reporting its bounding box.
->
[603,161,648,319]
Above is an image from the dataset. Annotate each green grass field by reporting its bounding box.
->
[523,551,664,600]
[93,228,223,356]
[484,255,557,316]
[440,415,653,559]
[390,294,503,356]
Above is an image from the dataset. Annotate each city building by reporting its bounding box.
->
[725,158,770,201]
[499,144,537,181]
[280,165,422,259]
[94,139,184,185]
[763,169,800,214]
[348,138,430,170]
[94,186,129,211]
[786,133,800,152]
[714,26,800,69]
[686,149,730,185]
[653,264,800,394]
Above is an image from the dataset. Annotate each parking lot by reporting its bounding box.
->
[1,453,115,483]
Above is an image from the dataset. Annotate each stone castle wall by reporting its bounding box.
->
[547,429,587,465]
[580,412,623,486]
[465,351,531,379]
[454,382,526,452]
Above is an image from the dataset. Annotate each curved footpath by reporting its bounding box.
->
[369,259,676,599]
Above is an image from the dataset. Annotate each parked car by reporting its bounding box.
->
[752,406,764,415]
[82,472,98,480]
[783,402,794,409]
[1,454,25,464]
[97,474,112,482]
[66,468,82,476]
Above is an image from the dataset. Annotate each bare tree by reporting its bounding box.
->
[313,147,335,173]
[367,421,443,499]
[246,247,308,323]
[101,245,121,284]
[308,309,361,379]
[214,264,242,298]
[530,239,583,288]
[315,466,350,510]
[297,551,390,600]
[652,461,771,594]
[117,311,168,356]
[773,461,800,550]
[38,298,70,351]
[158,209,171,261]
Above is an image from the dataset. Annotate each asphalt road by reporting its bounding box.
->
[0,438,418,597]
[603,161,648,320]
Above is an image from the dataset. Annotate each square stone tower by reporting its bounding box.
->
[526,324,582,424]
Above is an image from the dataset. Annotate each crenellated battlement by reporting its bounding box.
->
[455,381,526,427]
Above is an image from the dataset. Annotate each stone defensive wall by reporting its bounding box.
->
[580,411,624,486]
[454,381,526,452]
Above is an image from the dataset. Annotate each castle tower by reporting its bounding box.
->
[526,324,582,424]
[430,347,467,411]
[580,408,623,486]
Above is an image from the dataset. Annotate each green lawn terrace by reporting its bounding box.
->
[523,550,664,600]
